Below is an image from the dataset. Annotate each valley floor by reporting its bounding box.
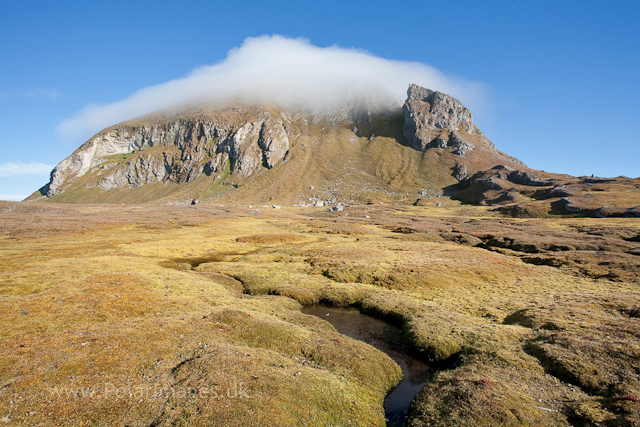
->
[1,201,639,426]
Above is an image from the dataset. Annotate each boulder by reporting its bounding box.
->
[449,132,474,155]
[453,163,468,181]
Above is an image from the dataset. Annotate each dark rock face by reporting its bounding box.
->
[507,170,546,186]
[540,185,574,199]
[453,163,468,181]
[559,197,585,213]
[628,206,640,217]
[594,205,640,218]
[471,166,552,189]
[433,136,448,149]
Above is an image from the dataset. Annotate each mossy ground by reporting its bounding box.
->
[1,201,639,426]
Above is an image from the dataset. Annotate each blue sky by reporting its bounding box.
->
[1,0,639,200]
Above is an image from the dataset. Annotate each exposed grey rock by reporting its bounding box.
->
[507,170,545,186]
[544,185,573,198]
[490,165,515,180]
[594,205,640,218]
[559,198,585,213]
[202,155,223,176]
[228,121,263,177]
[40,107,295,196]
[453,163,468,181]
[470,175,505,191]
[500,191,519,201]
[258,118,289,169]
[403,84,478,152]
[471,166,553,192]
[593,206,614,218]
[627,206,640,217]
[433,136,448,149]
[449,132,475,155]
[405,84,473,130]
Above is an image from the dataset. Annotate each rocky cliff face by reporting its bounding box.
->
[403,84,493,155]
[41,108,292,197]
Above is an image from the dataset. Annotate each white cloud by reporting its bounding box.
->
[0,195,28,201]
[0,162,53,178]
[58,35,486,141]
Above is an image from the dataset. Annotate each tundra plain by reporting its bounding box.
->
[1,201,639,426]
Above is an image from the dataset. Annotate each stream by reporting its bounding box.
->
[302,305,434,426]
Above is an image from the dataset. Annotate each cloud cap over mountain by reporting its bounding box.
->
[58,35,484,141]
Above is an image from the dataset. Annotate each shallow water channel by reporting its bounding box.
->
[302,305,433,426]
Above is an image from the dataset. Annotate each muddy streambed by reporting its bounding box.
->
[302,305,434,426]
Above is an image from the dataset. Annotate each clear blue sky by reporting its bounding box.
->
[1,0,639,200]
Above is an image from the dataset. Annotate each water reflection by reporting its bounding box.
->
[302,305,433,426]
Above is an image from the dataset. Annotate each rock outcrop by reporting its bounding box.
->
[403,84,487,154]
[41,108,291,197]
[453,163,468,181]
[461,165,558,205]
[470,165,552,189]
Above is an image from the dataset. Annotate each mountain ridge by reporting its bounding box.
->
[30,84,530,205]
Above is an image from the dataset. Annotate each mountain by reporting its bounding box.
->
[27,84,640,216]
[28,84,523,204]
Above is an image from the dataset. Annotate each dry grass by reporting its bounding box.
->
[1,202,639,426]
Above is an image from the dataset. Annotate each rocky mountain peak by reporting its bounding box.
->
[406,84,473,128]
[403,84,483,153]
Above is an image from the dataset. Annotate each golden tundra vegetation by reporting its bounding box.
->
[1,200,639,426]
